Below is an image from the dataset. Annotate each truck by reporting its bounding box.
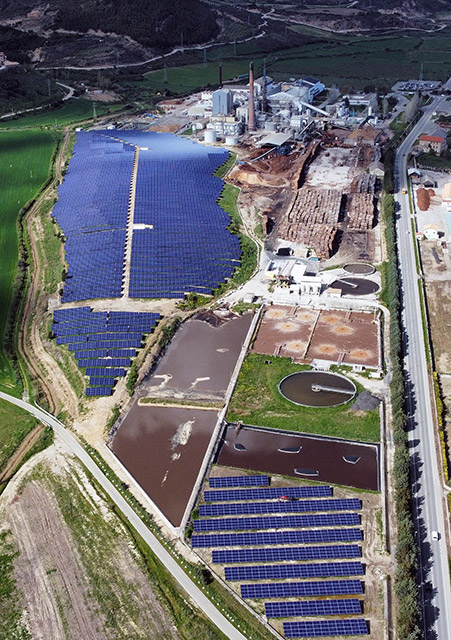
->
[402,187,407,195]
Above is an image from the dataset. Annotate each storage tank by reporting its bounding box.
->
[204,129,217,144]
[225,135,239,146]
[264,121,277,131]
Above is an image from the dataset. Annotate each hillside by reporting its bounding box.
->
[0,0,219,50]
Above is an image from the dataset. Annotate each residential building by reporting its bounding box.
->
[418,134,447,154]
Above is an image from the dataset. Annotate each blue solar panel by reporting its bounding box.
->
[241,580,363,599]
[209,476,269,488]
[200,498,361,517]
[86,387,112,397]
[191,529,362,547]
[193,513,360,532]
[203,486,332,502]
[212,544,361,564]
[283,619,368,638]
[265,599,362,618]
[225,561,364,581]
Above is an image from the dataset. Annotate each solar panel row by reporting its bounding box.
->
[203,486,332,502]
[212,544,361,564]
[208,475,269,488]
[191,528,362,548]
[225,561,364,581]
[265,598,362,618]
[199,498,361,517]
[283,619,368,638]
[241,579,363,599]
[193,513,360,532]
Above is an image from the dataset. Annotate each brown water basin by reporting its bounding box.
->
[217,424,379,491]
[112,405,218,526]
[143,312,252,394]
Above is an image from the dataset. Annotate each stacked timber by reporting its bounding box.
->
[278,187,342,258]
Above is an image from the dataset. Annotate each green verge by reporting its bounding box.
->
[227,353,380,442]
[0,401,37,476]
[380,181,422,638]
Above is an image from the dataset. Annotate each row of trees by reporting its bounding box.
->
[381,160,423,638]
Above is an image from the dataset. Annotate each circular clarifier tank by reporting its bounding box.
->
[330,277,379,296]
[279,371,356,408]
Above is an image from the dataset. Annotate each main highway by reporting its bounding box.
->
[395,96,451,639]
[0,391,248,640]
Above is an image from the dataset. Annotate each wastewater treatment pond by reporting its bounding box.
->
[112,310,253,526]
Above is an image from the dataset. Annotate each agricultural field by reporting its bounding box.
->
[0,98,122,130]
[0,400,37,478]
[0,449,226,640]
[0,129,55,386]
[227,353,380,442]
[143,59,265,95]
[141,32,451,95]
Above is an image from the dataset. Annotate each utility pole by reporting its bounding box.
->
[48,78,51,98]
[203,48,207,67]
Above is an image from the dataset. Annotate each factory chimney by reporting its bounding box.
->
[248,61,256,131]
[219,64,223,88]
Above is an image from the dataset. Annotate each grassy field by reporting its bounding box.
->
[140,33,451,95]
[227,353,380,442]
[143,59,265,94]
[0,129,55,386]
[0,98,122,130]
[0,400,37,474]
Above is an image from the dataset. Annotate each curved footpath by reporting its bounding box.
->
[0,391,247,640]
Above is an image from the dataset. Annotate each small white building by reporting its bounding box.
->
[423,224,440,240]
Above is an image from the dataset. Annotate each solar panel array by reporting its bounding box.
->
[195,479,368,637]
[203,486,332,502]
[265,599,362,618]
[226,561,364,581]
[200,498,360,517]
[241,580,363,599]
[209,475,269,488]
[191,528,362,547]
[53,130,241,302]
[212,544,361,564]
[283,619,368,638]
[194,512,360,532]
[52,307,159,395]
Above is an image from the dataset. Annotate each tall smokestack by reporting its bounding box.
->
[248,61,255,132]
[219,64,223,88]
[262,57,267,114]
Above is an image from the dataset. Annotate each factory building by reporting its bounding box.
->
[212,89,233,116]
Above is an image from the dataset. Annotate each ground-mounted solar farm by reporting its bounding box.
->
[191,472,386,639]
[52,306,160,396]
[53,130,240,302]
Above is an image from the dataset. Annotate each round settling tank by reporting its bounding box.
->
[204,129,217,144]
[344,263,375,276]
[279,371,356,408]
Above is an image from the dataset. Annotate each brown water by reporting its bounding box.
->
[279,371,356,407]
[112,405,217,526]
[218,424,379,491]
[331,277,379,296]
[143,313,252,394]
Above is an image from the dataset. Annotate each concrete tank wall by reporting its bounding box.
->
[204,129,217,144]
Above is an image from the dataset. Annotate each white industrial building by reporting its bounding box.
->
[212,89,233,116]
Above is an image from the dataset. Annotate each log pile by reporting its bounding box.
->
[278,187,343,258]
[347,172,377,230]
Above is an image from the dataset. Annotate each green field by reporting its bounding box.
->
[0,129,55,384]
[227,353,380,442]
[143,60,265,94]
[141,33,451,94]
[0,399,37,474]
[0,98,122,130]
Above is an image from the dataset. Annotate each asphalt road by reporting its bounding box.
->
[395,98,451,639]
[0,391,248,640]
